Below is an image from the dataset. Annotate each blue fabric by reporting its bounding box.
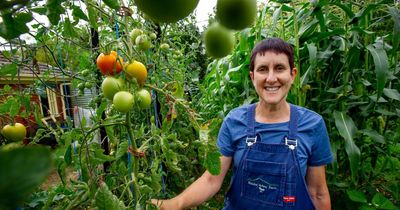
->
[217,103,333,177]
[221,103,319,210]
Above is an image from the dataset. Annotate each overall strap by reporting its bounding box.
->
[286,104,299,149]
[246,103,257,146]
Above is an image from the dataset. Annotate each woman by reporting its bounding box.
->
[152,38,333,210]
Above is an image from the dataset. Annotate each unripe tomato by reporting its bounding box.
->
[160,43,170,51]
[216,0,257,30]
[1,123,27,142]
[81,69,90,77]
[130,28,143,43]
[125,61,148,85]
[134,0,199,23]
[136,89,151,109]
[78,83,85,91]
[85,82,93,89]
[96,51,124,75]
[204,23,235,58]
[101,76,126,100]
[135,35,151,51]
[149,32,157,40]
[113,91,134,113]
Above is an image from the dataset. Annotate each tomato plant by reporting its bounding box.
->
[1,123,27,142]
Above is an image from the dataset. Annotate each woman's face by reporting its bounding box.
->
[250,51,297,108]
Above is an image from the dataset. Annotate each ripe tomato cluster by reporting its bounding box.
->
[96,52,151,113]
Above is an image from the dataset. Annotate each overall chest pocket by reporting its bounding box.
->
[241,159,287,207]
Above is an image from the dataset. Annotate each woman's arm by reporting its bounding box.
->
[151,156,232,210]
[306,165,331,210]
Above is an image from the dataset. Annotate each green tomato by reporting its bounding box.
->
[131,28,143,43]
[216,0,257,30]
[81,69,90,77]
[84,82,93,89]
[1,123,27,142]
[101,76,126,100]
[113,91,134,113]
[149,32,157,40]
[134,0,199,23]
[77,83,85,91]
[135,34,151,51]
[204,22,235,58]
[160,43,170,51]
[136,89,152,109]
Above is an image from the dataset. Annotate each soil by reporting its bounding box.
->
[41,167,79,190]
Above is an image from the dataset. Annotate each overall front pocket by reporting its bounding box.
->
[241,159,286,206]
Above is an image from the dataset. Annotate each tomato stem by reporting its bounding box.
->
[125,112,139,204]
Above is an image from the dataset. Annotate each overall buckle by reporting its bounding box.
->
[285,137,297,150]
[246,136,257,147]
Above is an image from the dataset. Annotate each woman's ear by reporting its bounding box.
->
[249,71,254,81]
[291,68,297,79]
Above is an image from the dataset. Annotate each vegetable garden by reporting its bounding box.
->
[0,0,399,209]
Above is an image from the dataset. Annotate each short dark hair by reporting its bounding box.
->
[249,38,294,72]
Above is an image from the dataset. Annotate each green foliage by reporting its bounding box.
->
[0,146,52,209]
[94,182,126,210]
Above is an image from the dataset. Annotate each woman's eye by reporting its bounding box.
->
[276,66,285,71]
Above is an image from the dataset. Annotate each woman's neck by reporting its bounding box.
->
[255,101,290,123]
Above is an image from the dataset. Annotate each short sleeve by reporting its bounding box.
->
[308,118,333,166]
[216,115,234,157]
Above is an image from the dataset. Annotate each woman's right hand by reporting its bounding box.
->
[150,198,180,210]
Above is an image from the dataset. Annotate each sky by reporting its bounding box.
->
[195,0,217,30]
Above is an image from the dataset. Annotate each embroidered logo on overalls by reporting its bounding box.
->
[247,178,278,193]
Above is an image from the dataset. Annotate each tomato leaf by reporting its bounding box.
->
[0,147,52,209]
[46,0,65,25]
[89,143,115,165]
[0,12,32,40]
[63,18,78,38]
[30,7,48,15]
[94,182,126,210]
[72,5,88,21]
[86,2,98,29]
[0,63,17,79]
[116,141,128,160]
[102,0,120,10]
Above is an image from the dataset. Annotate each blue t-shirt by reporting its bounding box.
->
[217,103,333,177]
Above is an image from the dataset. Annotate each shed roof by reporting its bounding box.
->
[0,54,72,84]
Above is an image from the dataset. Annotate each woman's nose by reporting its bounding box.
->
[266,71,277,83]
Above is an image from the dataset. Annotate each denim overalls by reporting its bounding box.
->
[222,104,316,210]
